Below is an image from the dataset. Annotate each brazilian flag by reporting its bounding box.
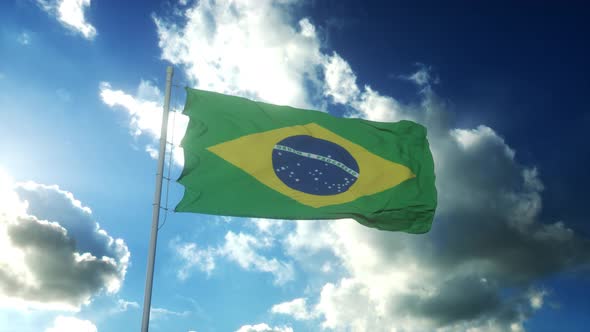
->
[176,88,437,233]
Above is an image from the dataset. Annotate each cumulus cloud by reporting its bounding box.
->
[99,81,165,139]
[99,80,188,165]
[36,0,97,39]
[323,52,360,105]
[154,0,323,108]
[0,170,129,311]
[235,323,293,332]
[45,316,97,332]
[280,61,590,330]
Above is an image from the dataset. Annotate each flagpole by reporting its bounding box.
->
[141,65,174,332]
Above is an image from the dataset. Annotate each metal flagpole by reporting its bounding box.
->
[141,66,174,332]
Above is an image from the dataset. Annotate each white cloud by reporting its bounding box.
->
[220,231,294,285]
[528,290,547,310]
[353,85,406,122]
[214,216,233,223]
[291,234,528,331]
[116,299,140,312]
[99,81,163,139]
[402,63,439,88]
[45,316,97,332]
[154,0,323,109]
[271,298,316,320]
[322,52,408,122]
[251,218,287,235]
[172,230,294,285]
[0,169,129,311]
[235,323,293,332]
[99,80,188,165]
[37,0,97,39]
[323,52,360,105]
[451,126,515,159]
[316,278,384,331]
[171,238,216,279]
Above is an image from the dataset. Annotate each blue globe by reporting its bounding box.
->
[272,135,360,196]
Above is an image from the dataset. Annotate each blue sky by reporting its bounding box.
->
[1,1,589,331]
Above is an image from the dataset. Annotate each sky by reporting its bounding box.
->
[0,0,589,331]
